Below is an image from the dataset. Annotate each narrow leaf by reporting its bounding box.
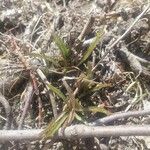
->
[80,76,111,91]
[37,69,66,101]
[53,35,70,60]
[30,52,60,67]
[92,83,111,92]
[62,109,75,128]
[75,113,86,124]
[78,29,104,66]
[47,84,66,102]
[84,106,110,115]
[43,112,68,139]
[86,62,93,79]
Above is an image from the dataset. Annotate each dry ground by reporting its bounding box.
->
[0,0,150,149]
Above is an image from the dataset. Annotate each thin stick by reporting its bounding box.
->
[18,83,34,129]
[78,16,95,41]
[36,68,58,118]
[58,125,150,139]
[2,125,150,141]
[38,96,43,128]
[92,3,150,71]
[91,109,150,126]
[0,93,11,129]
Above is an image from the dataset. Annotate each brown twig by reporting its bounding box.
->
[0,93,11,129]
[78,16,95,41]
[36,68,58,118]
[18,82,34,129]
[37,96,43,128]
[118,46,150,77]
[10,37,40,94]
[92,3,150,71]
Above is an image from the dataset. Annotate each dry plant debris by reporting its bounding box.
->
[0,0,150,149]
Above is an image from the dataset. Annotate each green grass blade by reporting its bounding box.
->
[92,83,111,92]
[78,29,104,66]
[37,68,66,101]
[43,112,68,139]
[30,52,60,67]
[53,35,70,60]
[75,113,87,124]
[47,83,67,102]
[86,62,93,79]
[84,106,110,115]
[79,76,111,91]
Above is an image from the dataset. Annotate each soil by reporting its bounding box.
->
[0,0,150,149]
